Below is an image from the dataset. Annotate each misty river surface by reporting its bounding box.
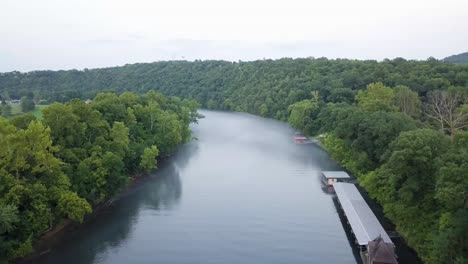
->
[35,110,363,264]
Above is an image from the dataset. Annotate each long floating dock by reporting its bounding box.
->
[333,182,397,264]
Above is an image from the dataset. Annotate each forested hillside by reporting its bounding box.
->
[1,58,467,263]
[444,52,468,64]
[1,58,468,121]
[0,91,199,263]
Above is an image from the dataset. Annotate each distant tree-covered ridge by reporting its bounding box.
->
[443,52,468,64]
[1,58,468,121]
[0,91,200,262]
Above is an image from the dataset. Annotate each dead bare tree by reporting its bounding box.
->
[425,91,468,135]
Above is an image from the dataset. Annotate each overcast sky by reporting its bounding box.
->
[0,0,467,72]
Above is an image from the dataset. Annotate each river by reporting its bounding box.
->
[30,110,419,264]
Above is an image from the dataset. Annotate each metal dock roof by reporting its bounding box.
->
[333,183,394,246]
[322,171,351,179]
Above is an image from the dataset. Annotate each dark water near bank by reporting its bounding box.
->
[31,111,419,264]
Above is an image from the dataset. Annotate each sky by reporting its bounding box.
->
[0,0,467,72]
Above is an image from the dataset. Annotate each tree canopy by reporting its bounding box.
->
[0,91,199,262]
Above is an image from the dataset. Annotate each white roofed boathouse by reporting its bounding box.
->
[333,182,398,264]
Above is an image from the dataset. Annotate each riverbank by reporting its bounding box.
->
[15,154,176,264]
[313,133,423,263]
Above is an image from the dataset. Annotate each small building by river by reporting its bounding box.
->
[322,171,351,186]
[294,136,309,144]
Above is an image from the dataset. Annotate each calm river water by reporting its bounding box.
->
[31,110,418,264]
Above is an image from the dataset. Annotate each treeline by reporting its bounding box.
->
[0,91,199,262]
[288,83,467,264]
[1,58,468,119]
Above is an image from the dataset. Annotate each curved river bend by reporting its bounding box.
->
[31,110,416,264]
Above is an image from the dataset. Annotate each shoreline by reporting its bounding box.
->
[310,135,423,263]
[15,155,173,264]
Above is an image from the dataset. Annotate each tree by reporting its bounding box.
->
[259,103,268,117]
[361,129,450,262]
[42,103,85,148]
[9,113,37,129]
[326,87,356,104]
[109,122,129,159]
[425,90,468,135]
[288,100,314,132]
[33,90,41,105]
[363,129,449,205]
[20,96,35,112]
[394,85,421,118]
[139,146,159,171]
[435,132,468,211]
[356,82,396,112]
[57,192,91,223]
[153,111,183,154]
[0,99,12,118]
[0,204,19,260]
[430,209,468,264]
[352,111,418,165]
[288,92,320,132]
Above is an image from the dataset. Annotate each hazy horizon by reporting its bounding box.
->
[1,0,467,72]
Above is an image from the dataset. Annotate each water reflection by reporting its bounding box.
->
[172,141,200,170]
[141,163,183,211]
[31,161,184,264]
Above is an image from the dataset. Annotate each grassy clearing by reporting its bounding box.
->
[10,104,49,119]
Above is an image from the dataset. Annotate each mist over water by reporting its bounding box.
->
[33,110,358,264]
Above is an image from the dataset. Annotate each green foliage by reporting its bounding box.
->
[288,92,320,133]
[430,209,468,263]
[57,192,92,223]
[435,132,468,211]
[140,146,160,171]
[326,87,356,104]
[394,85,421,118]
[11,235,33,259]
[9,114,37,129]
[356,82,397,112]
[321,133,370,176]
[361,129,452,262]
[0,103,12,118]
[1,58,467,116]
[0,91,198,262]
[0,205,19,234]
[288,99,314,131]
[362,129,449,204]
[352,111,418,165]
[20,96,35,113]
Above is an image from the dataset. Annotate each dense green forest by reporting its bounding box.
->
[444,52,468,64]
[292,83,467,264]
[0,91,199,263]
[0,57,467,263]
[1,58,468,120]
